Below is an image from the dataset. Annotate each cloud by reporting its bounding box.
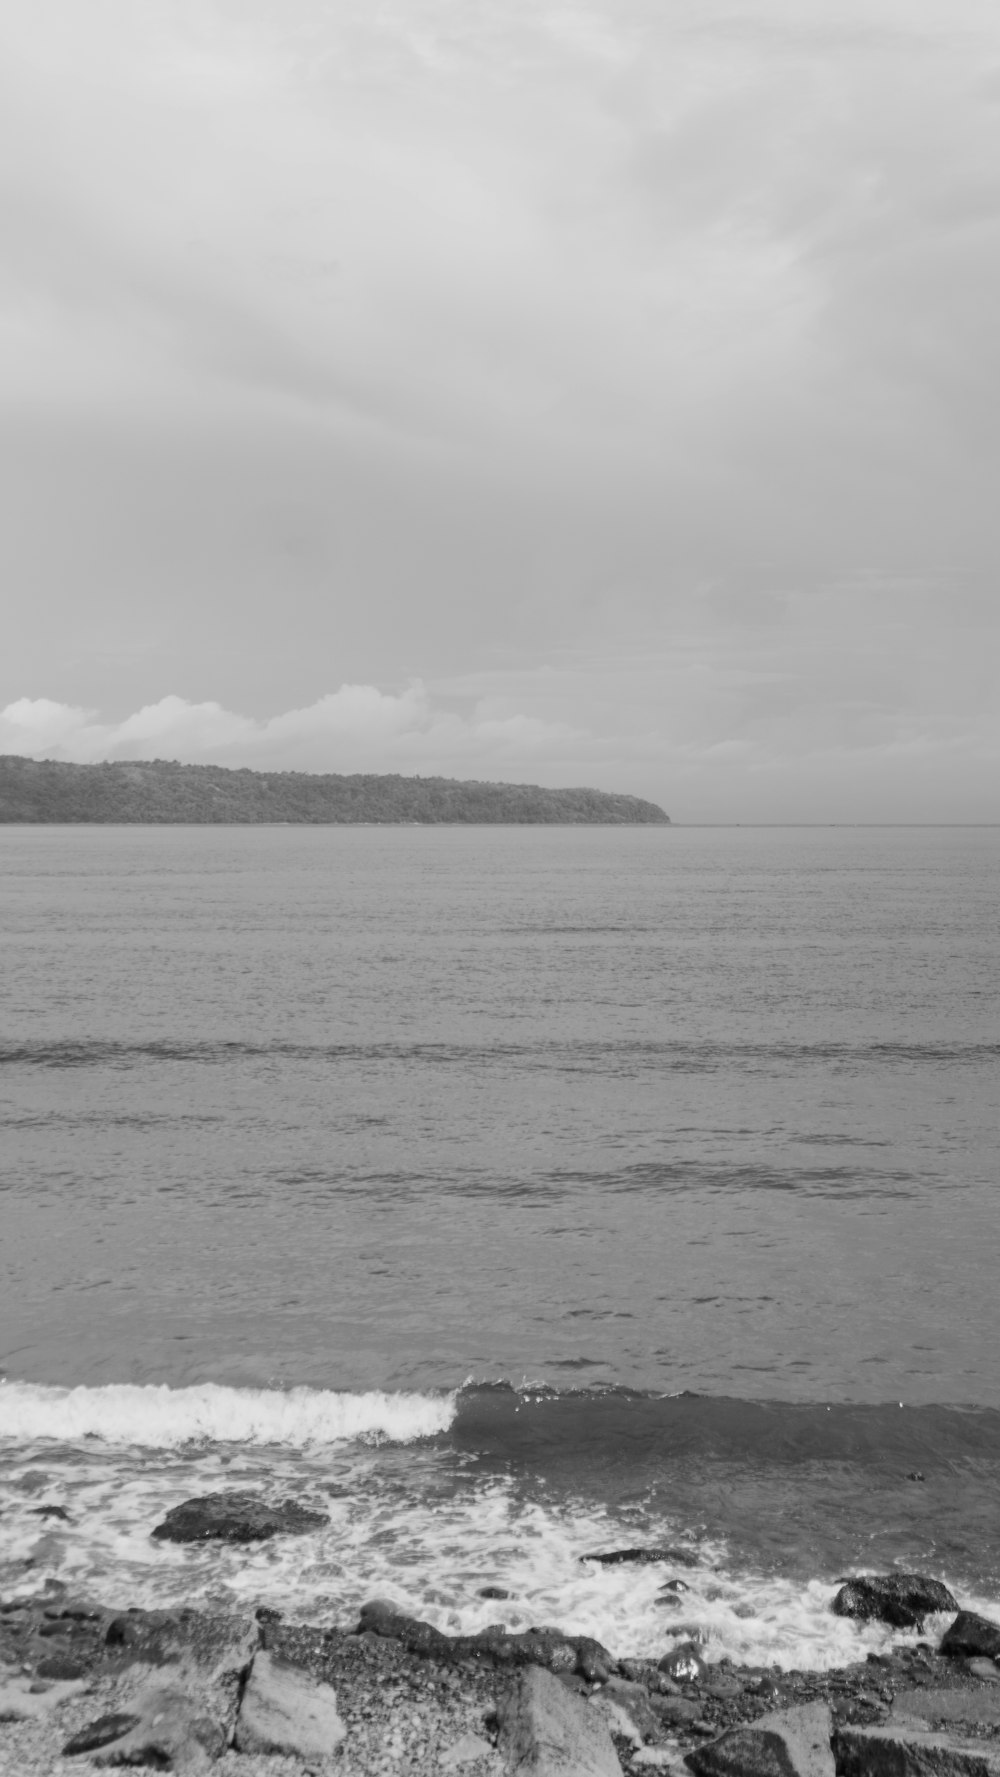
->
[1,1,999,821]
[0,687,579,776]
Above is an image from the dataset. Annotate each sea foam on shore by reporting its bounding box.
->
[4,1380,998,1674]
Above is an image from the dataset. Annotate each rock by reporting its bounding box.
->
[619,1658,668,1688]
[357,1599,453,1659]
[36,1654,85,1679]
[357,1597,406,1635]
[104,1607,257,1687]
[941,1614,1000,1660]
[498,1665,622,1776]
[101,1606,257,1756]
[582,1547,700,1568]
[591,1693,645,1749]
[150,1490,327,1543]
[966,1659,1000,1682]
[441,1730,497,1766]
[233,1648,346,1757]
[833,1723,1000,1777]
[659,1642,709,1683]
[513,1630,577,1675]
[63,1713,144,1754]
[832,1576,957,1630]
[0,1675,84,1721]
[705,1674,744,1699]
[575,1635,616,1684]
[652,1695,703,1727]
[592,1677,662,1744]
[356,1602,613,1682]
[890,1690,1000,1730]
[66,1683,226,1770]
[686,1702,834,1777]
[29,1504,71,1521]
[479,1586,510,1600]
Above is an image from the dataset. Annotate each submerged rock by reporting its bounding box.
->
[686,1702,834,1777]
[582,1547,701,1568]
[233,1648,346,1757]
[150,1490,327,1544]
[831,1575,958,1629]
[940,1613,1000,1660]
[498,1664,622,1776]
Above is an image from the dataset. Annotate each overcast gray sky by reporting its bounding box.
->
[2,0,998,819]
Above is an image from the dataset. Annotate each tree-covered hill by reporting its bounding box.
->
[0,756,670,824]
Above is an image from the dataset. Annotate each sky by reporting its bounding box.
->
[2,0,998,821]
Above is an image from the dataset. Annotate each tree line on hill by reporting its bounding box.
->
[0,756,670,824]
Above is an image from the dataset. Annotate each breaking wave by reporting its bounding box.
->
[0,1380,458,1448]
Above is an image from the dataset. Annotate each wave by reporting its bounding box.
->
[4,1378,999,1463]
[1,1037,996,1071]
[452,1385,1000,1468]
[0,1380,457,1448]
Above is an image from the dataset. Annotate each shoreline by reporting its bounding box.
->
[3,1578,999,1777]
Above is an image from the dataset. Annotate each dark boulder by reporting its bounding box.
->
[940,1612,1000,1659]
[63,1713,143,1756]
[659,1640,709,1682]
[575,1635,616,1683]
[36,1655,85,1680]
[355,1599,614,1681]
[356,1600,452,1660]
[582,1546,700,1567]
[151,1491,327,1544]
[832,1575,958,1629]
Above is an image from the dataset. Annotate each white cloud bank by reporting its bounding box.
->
[0,687,580,776]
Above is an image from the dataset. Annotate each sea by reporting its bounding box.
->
[1,823,998,1672]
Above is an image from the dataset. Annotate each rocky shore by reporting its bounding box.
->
[2,1496,999,1777]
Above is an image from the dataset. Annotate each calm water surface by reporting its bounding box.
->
[2,823,995,1400]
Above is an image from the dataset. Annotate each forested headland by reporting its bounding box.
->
[0,756,670,824]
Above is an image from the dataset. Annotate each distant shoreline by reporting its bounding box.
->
[0,755,670,826]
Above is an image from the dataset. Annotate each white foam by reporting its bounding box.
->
[0,1381,457,1449]
[2,1384,993,1674]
